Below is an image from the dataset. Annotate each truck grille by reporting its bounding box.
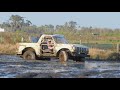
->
[76,47,87,54]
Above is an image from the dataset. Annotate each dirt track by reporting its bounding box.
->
[0,55,120,78]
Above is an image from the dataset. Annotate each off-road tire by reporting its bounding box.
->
[59,51,68,62]
[23,50,36,60]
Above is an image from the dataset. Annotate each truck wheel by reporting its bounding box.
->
[23,50,36,60]
[59,51,68,62]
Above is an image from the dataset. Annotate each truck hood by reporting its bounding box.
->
[72,44,89,48]
[57,44,89,49]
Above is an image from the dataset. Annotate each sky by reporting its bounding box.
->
[0,12,120,29]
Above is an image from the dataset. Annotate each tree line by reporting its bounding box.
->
[0,15,120,44]
[0,15,77,33]
[1,15,120,33]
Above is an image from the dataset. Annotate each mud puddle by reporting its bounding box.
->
[0,55,120,78]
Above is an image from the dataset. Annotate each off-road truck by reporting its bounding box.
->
[17,34,90,62]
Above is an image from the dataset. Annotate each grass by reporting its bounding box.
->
[0,32,120,60]
[89,48,115,60]
[0,44,18,55]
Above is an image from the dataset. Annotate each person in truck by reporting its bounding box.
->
[47,39,54,52]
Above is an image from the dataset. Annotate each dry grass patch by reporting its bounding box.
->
[0,44,18,55]
[89,48,114,59]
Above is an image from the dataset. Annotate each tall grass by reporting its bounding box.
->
[0,32,119,59]
[89,48,114,60]
[0,32,27,54]
[0,44,17,55]
[0,32,40,54]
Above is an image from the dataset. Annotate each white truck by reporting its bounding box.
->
[17,34,90,62]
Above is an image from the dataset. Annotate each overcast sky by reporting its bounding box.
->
[0,12,120,29]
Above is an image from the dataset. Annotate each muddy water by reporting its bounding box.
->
[0,55,120,78]
[85,61,120,78]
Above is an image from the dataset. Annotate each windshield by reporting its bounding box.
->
[53,36,68,44]
[30,36,39,43]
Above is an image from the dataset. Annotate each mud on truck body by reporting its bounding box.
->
[17,34,90,62]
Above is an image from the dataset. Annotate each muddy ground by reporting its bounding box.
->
[0,55,120,78]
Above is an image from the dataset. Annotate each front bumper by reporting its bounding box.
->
[70,47,90,58]
[71,52,90,58]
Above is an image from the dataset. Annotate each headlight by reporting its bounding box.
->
[72,46,76,51]
[85,48,89,53]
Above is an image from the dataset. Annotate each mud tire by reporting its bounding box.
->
[23,50,36,60]
[59,51,68,62]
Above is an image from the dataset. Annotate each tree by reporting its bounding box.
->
[49,24,54,29]
[64,22,68,27]
[48,24,54,34]
[9,15,24,31]
[56,25,61,30]
[25,20,32,26]
[68,21,77,29]
[1,22,10,27]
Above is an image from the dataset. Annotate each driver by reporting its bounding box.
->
[47,39,54,51]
